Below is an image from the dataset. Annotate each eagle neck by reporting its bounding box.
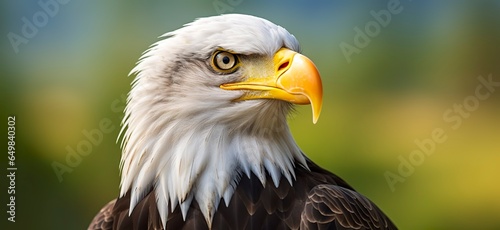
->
[119,100,308,228]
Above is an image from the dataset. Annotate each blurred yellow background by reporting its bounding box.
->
[1,1,500,229]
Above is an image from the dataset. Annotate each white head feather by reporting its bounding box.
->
[118,14,308,228]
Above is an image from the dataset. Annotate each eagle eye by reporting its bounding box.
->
[211,51,239,73]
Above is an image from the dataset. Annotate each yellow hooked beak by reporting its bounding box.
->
[220,48,323,123]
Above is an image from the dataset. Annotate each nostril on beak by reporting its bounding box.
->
[278,61,289,71]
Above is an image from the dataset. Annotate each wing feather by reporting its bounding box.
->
[300,184,397,230]
[88,200,116,230]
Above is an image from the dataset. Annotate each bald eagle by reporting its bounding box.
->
[89,14,396,230]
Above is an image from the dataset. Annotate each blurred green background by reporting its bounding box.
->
[2,1,500,229]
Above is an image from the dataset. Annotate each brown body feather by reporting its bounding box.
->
[89,159,396,230]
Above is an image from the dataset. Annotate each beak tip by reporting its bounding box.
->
[309,95,322,125]
[312,109,321,124]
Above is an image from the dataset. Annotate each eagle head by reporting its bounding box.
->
[118,14,323,227]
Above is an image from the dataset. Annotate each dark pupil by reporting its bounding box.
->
[222,56,230,64]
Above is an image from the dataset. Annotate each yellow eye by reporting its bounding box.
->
[211,51,239,73]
